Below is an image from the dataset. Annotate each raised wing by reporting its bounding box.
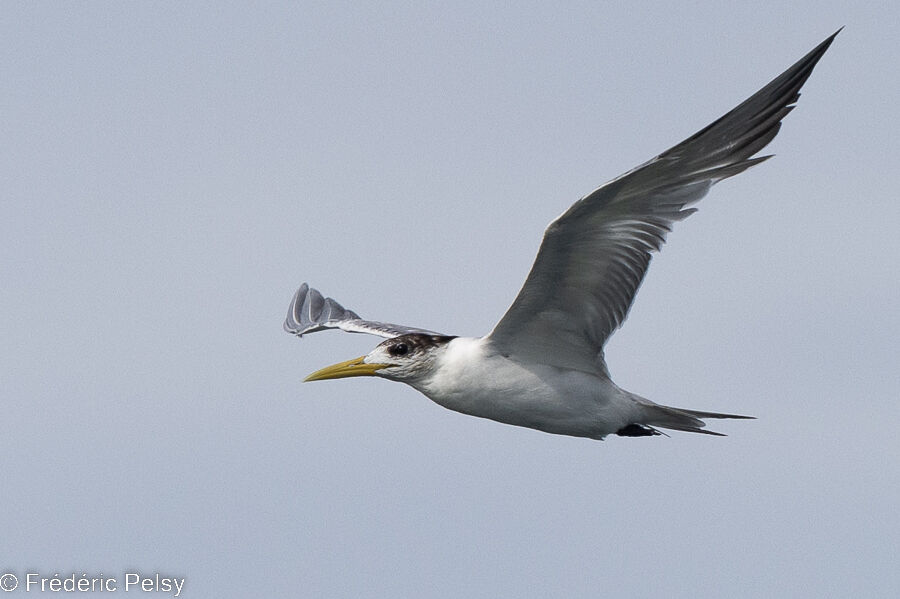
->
[488,31,837,373]
[284,283,444,339]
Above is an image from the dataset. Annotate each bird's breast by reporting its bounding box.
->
[412,337,635,438]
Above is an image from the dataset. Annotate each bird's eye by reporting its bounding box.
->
[390,343,409,357]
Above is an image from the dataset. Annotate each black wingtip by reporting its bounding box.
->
[813,28,842,57]
[796,29,841,76]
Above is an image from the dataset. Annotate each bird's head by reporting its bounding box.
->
[304,334,457,384]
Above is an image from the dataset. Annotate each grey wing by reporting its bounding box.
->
[488,31,837,373]
[283,283,444,339]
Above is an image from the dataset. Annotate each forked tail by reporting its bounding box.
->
[628,400,755,437]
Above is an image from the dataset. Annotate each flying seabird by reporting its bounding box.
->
[285,32,837,440]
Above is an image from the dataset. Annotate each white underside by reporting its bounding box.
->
[409,337,642,439]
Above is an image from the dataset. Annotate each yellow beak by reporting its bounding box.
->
[303,356,389,382]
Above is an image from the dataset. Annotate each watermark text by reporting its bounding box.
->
[0,572,184,596]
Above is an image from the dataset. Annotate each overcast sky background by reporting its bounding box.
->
[2,2,898,598]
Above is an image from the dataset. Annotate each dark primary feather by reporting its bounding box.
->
[488,31,838,373]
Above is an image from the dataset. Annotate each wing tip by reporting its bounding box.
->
[283,283,307,335]
[284,282,332,337]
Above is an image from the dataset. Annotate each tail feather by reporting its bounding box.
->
[637,402,754,436]
[677,408,756,420]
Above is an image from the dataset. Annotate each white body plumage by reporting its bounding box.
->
[411,337,638,439]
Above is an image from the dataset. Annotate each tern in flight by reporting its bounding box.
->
[285,32,837,440]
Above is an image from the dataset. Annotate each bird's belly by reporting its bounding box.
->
[417,357,636,439]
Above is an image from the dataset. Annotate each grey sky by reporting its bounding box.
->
[2,2,898,598]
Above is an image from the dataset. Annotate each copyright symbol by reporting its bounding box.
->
[0,574,17,592]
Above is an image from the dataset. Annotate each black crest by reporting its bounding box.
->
[380,333,457,357]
